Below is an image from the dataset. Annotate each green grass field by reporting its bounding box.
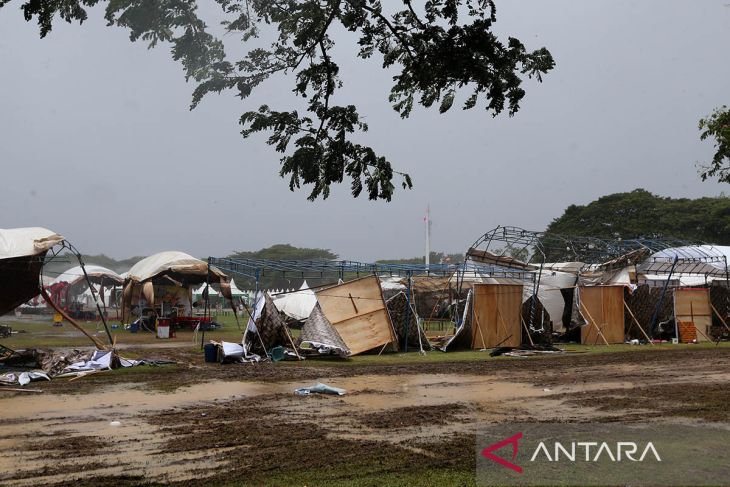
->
[3,315,728,367]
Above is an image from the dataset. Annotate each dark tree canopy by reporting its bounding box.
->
[546,189,730,245]
[698,106,730,185]
[2,0,554,201]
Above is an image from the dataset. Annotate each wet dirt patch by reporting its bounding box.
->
[358,403,466,429]
[562,382,730,422]
[26,435,107,458]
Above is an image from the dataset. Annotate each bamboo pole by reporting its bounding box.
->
[623,300,654,345]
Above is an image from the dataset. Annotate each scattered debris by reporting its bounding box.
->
[294,382,346,396]
[489,344,564,357]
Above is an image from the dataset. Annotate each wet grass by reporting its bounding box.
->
[0,319,245,349]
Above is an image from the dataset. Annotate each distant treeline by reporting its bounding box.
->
[546,188,730,244]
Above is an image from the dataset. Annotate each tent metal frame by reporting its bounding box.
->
[463,226,728,339]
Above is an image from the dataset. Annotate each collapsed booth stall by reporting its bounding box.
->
[299,275,398,356]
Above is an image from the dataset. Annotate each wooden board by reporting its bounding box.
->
[471,284,523,349]
[316,276,396,355]
[579,286,625,345]
[674,288,712,342]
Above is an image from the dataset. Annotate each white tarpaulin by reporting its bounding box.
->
[273,281,317,321]
[0,227,64,259]
[247,292,266,331]
[0,371,50,386]
[126,251,209,283]
[379,277,406,291]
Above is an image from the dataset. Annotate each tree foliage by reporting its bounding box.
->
[698,106,730,184]
[228,243,338,261]
[3,0,554,200]
[546,189,730,244]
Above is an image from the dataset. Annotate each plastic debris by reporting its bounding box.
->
[294,382,346,396]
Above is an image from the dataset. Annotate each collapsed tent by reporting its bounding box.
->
[0,227,64,315]
[121,251,236,324]
[273,280,317,321]
[314,275,398,355]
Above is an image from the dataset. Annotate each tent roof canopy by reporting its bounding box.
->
[52,265,124,287]
[126,251,227,286]
[0,227,64,260]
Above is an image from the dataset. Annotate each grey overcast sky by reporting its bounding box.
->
[1,1,729,262]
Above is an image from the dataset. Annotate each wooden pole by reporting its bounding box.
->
[40,287,106,349]
[472,311,488,350]
[623,300,654,345]
[283,325,302,360]
[520,316,536,347]
[579,301,610,346]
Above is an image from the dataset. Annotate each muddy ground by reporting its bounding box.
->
[1,347,729,486]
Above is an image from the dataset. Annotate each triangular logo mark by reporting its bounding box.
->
[481,432,523,473]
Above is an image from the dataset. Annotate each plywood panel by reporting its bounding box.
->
[472,284,523,349]
[674,288,712,342]
[332,309,394,355]
[579,286,625,345]
[316,275,386,324]
[316,276,397,354]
